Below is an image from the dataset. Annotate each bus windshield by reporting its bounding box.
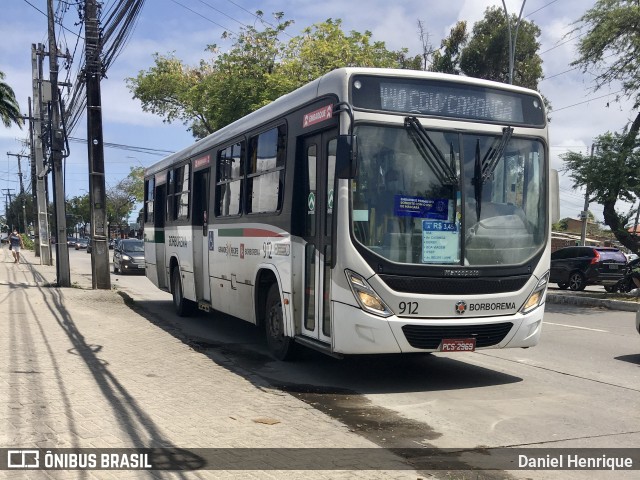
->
[351,123,546,266]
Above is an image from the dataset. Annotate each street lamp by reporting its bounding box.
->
[502,0,527,85]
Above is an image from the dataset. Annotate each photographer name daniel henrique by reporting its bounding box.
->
[518,453,635,470]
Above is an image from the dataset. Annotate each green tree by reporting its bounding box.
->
[128,14,416,139]
[553,217,570,231]
[120,166,144,203]
[461,6,543,88]
[271,18,417,97]
[5,192,33,232]
[430,7,543,90]
[106,184,135,236]
[430,21,468,75]
[66,194,91,235]
[567,0,640,252]
[560,131,640,252]
[0,71,23,128]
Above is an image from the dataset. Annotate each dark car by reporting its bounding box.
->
[550,246,627,291]
[113,239,145,274]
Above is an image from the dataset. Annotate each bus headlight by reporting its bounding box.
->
[520,272,549,314]
[346,270,393,318]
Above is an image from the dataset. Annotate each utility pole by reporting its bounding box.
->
[7,153,28,195]
[85,0,111,289]
[31,43,52,265]
[7,153,29,232]
[47,0,71,286]
[2,189,15,229]
[580,144,594,246]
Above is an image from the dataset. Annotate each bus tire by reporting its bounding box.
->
[171,267,192,317]
[264,284,296,361]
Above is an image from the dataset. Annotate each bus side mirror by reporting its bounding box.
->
[336,135,358,179]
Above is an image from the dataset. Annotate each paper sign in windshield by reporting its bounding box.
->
[422,220,460,263]
[394,196,448,220]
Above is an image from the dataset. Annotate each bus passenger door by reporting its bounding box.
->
[301,131,337,345]
[192,169,210,302]
[154,182,167,290]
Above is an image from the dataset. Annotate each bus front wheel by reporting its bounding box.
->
[264,284,296,361]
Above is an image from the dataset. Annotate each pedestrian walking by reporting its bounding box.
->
[8,228,24,263]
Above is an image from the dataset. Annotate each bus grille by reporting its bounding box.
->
[401,322,514,349]
[379,275,529,295]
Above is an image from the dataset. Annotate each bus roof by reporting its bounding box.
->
[145,67,544,178]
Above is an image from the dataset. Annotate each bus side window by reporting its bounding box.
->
[216,142,244,217]
[246,125,286,214]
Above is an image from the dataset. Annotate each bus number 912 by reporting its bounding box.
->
[399,301,419,315]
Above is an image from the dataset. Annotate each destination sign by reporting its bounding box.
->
[351,75,545,126]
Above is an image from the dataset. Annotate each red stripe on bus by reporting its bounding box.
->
[242,228,283,238]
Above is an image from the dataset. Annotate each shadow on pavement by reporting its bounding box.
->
[13,260,206,472]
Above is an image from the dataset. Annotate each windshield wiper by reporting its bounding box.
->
[473,126,513,220]
[405,116,458,185]
[479,126,513,184]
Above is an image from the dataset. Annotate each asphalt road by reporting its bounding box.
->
[68,250,640,479]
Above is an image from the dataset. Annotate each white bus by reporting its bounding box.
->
[143,68,554,360]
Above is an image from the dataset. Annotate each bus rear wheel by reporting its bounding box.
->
[264,284,296,361]
[171,267,192,317]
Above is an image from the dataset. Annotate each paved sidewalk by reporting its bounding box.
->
[0,247,422,480]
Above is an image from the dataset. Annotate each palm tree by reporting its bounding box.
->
[0,71,23,128]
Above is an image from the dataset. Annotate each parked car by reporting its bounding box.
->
[113,238,145,274]
[550,246,628,291]
[74,237,89,250]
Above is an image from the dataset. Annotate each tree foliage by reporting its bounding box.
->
[430,21,468,75]
[430,7,543,90]
[4,193,33,232]
[565,0,640,252]
[119,166,144,203]
[0,71,23,128]
[560,131,640,252]
[66,194,91,234]
[128,14,417,139]
[571,0,640,109]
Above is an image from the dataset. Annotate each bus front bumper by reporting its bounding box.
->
[332,302,544,355]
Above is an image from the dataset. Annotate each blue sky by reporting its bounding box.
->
[0,0,637,224]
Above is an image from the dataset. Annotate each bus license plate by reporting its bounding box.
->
[440,338,476,352]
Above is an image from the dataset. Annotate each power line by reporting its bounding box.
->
[524,0,559,18]
[554,90,623,113]
[196,0,246,27]
[540,34,585,56]
[169,0,236,34]
[21,0,84,39]
[68,137,174,156]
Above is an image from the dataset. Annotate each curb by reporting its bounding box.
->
[547,293,640,312]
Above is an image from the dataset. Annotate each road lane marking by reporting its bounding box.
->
[544,321,608,333]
